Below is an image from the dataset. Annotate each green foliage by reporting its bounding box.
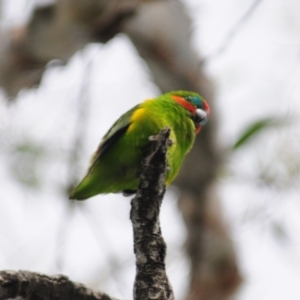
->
[232,117,287,150]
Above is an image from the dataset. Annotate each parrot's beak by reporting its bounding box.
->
[195,108,208,126]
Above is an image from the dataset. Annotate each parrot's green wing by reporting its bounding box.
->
[88,104,140,172]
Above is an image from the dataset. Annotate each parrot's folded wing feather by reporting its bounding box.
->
[88,104,139,172]
[90,124,130,168]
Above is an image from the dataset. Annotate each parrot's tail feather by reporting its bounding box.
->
[69,191,88,201]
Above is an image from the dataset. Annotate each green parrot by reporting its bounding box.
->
[70,91,210,200]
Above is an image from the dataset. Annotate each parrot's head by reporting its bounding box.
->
[169,91,210,134]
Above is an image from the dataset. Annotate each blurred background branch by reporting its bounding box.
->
[0,0,161,98]
[202,0,264,64]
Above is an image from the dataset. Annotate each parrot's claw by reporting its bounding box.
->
[149,135,158,141]
[122,189,137,197]
[168,138,174,146]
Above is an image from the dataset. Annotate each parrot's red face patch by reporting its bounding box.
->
[202,100,210,116]
[171,95,196,114]
[171,95,208,134]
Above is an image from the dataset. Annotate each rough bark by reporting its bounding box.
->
[0,270,117,300]
[130,128,174,300]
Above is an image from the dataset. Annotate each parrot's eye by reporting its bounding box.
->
[194,108,208,126]
[185,96,200,106]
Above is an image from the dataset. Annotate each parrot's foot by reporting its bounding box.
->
[149,135,158,141]
[122,189,137,197]
[168,138,174,146]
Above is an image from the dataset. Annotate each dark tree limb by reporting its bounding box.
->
[0,270,117,300]
[130,128,174,300]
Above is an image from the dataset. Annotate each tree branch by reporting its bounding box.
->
[0,270,118,300]
[130,127,174,300]
[202,0,264,64]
